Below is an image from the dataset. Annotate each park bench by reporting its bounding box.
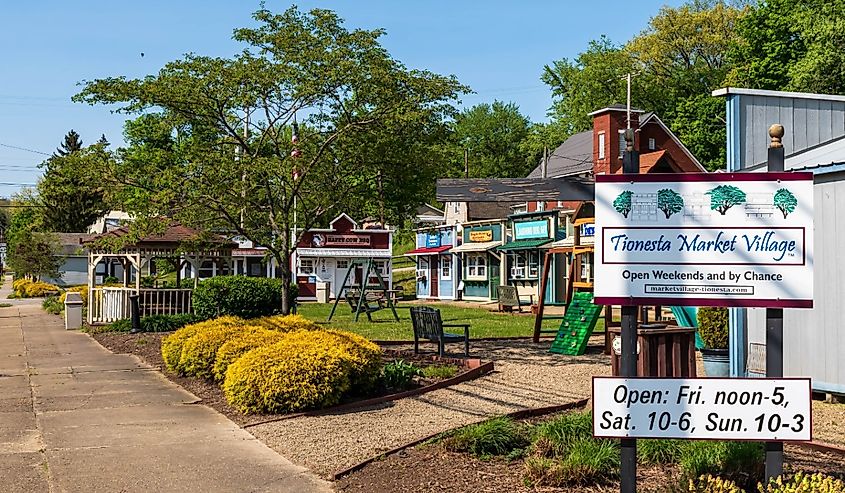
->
[496,285,534,313]
[409,306,470,357]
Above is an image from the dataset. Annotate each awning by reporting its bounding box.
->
[404,245,452,256]
[296,248,392,258]
[451,241,502,253]
[496,238,553,251]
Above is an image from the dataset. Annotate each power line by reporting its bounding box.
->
[0,143,50,156]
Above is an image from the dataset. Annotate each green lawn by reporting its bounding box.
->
[297,302,605,341]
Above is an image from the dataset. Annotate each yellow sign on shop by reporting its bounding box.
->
[469,230,493,242]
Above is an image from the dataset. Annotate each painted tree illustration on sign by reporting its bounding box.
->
[657,188,684,219]
[705,185,746,215]
[773,188,797,218]
[613,190,633,218]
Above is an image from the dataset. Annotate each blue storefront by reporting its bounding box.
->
[406,225,459,301]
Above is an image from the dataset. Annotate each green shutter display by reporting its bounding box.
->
[549,292,603,356]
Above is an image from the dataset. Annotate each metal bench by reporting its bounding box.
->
[496,285,534,312]
[409,306,470,357]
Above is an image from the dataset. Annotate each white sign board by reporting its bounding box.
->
[593,377,811,441]
[594,173,814,308]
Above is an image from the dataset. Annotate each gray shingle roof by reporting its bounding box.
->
[526,130,593,178]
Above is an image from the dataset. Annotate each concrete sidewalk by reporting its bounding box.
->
[0,277,331,493]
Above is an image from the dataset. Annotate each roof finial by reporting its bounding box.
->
[769,124,784,149]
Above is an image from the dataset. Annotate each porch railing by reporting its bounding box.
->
[89,287,194,324]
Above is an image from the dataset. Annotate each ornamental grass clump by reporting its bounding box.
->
[160,316,243,373]
[212,329,287,382]
[179,324,265,379]
[442,417,530,457]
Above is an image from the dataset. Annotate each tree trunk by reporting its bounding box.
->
[278,251,292,315]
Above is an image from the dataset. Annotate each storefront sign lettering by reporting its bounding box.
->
[469,230,493,242]
[313,234,371,247]
[513,220,549,240]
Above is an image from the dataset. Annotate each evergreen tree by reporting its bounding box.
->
[55,129,83,157]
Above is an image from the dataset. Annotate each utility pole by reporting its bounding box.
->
[626,72,632,130]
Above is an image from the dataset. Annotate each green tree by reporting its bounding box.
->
[73,6,467,314]
[773,188,797,218]
[657,188,685,219]
[55,129,83,157]
[38,139,110,232]
[613,190,634,218]
[6,230,62,280]
[705,185,746,214]
[450,101,532,178]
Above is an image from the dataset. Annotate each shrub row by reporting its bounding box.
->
[192,276,298,320]
[13,279,60,298]
[161,314,380,414]
[104,313,203,333]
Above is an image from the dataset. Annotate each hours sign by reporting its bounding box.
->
[594,173,814,308]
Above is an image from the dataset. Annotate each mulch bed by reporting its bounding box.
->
[335,443,845,493]
[91,331,480,427]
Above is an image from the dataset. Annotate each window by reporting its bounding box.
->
[441,256,452,280]
[298,258,315,275]
[466,254,487,280]
[509,251,539,279]
[648,137,656,150]
[598,132,606,159]
[374,260,389,275]
[536,201,545,212]
[618,129,626,158]
[417,258,428,281]
[336,259,349,269]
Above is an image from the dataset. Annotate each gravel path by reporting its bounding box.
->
[248,337,610,477]
[811,401,845,448]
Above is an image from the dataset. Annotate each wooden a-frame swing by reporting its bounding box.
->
[327,257,400,322]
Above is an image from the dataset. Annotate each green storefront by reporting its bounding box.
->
[453,220,505,302]
[497,211,562,304]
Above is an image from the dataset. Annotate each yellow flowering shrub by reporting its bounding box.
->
[13,279,60,298]
[160,316,243,373]
[223,336,352,413]
[178,323,262,379]
[212,329,287,382]
[222,328,383,414]
[691,475,744,493]
[59,285,89,306]
[251,314,320,332]
[759,472,845,493]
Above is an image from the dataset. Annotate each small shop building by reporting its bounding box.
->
[292,214,393,301]
[451,220,505,302]
[406,224,459,301]
[496,211,563,304]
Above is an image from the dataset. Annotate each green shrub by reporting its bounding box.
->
[381,359,422,390]
[103,313,202,333]
[160,316,244,372]
[638,439,685,464]
[212,328,286,381]
[13,279,60,298]
[421,364,458,379]
[760,472,845,493]
[42,296,64,315]
[679,441,763,479]
[105,319,133,332]
[443,417,530,457]
[192,276,297,320]
[698,307,729,349]
[531,410,594,457]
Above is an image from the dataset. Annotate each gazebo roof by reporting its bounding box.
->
[84,224,237,251]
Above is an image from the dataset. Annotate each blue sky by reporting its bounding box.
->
[0,0,683,198]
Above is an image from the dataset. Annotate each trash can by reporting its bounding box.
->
[64,292,84,330]
[315,281,331,303]
[609,324,697,377]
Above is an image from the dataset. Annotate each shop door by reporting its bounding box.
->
[430,256,439,297]
[333,259,351,298]
[489,256,500,300]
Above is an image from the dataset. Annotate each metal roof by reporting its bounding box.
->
[526,130,593,179]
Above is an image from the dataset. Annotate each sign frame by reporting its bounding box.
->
[592,376,813,442]
[594,172,814,309]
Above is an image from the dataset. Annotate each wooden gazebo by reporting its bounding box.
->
[84,224,236,324]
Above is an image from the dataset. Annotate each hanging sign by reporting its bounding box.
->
[513,220,549,240]
[594,173,814,308]
[593,377,811,441]
[469,230,493,242]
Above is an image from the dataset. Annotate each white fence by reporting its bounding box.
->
[89,287,193,324]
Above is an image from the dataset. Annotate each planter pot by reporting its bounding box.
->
[701,348,730,377]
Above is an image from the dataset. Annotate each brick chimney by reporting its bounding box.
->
[590,104,644,175]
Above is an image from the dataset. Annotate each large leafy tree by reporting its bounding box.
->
[37,135,110,233]
[73,6,466,313]
[449,101,532,178]
[541,1,743,170]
